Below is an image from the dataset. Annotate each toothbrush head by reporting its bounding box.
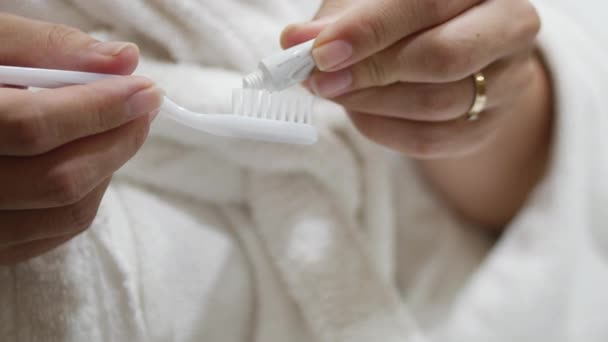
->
[161,89,318,145]
[232,89,313,124]
[216,88,317,145]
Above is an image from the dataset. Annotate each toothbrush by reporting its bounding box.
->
[0,41,319,145]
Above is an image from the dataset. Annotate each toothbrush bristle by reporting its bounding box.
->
[232,89,313,125]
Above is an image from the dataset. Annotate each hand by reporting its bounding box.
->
[0,13,164,264]
[282,0,545,159]
[282,0,553,228]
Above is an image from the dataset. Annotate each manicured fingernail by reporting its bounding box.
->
[127,87,164,118]
[313,40,353,71]
[310,69,353,98]
[91,41,137,57]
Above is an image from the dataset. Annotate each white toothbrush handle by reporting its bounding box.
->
[0,65,116,88]
[0,65,194,120]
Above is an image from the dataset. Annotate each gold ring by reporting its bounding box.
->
[466,72,488,121]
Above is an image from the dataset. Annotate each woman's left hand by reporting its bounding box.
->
[282,0,545,159]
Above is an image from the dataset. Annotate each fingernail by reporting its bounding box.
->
[127,87,164,118]
[310,69,353,98]
[91,41,137,57]
[313,40,353,71]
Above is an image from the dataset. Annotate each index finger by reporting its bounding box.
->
[311,0,483,71]
[0,13,139,75]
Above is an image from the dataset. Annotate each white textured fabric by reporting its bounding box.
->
[0,1,606,341]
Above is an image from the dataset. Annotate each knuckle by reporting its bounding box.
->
[0,105,48,155]
[78,86,110,130]
[360,55,389,86]
[425,37,471,81]
[357,12,390,46]
[68,198,101,232]
[44,24,85,51]
[44,167,86,206]
[516,2,542,41]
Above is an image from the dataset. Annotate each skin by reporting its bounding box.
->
[282,0,553,230]
[1,0,550,264]
[0,13,164,264]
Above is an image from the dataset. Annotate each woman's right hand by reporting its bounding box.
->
[0,13,164,265]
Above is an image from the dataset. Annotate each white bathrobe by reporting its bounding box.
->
[0,1,606,341]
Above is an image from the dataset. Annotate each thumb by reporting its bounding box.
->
[281,0,353,49]
[0,13,139,75]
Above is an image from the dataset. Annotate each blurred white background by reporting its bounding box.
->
[547,0,608,40]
